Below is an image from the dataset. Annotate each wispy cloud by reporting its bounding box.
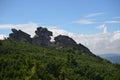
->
[75,19,95,24]
[105,20,120,24]
[0,22,38,37]
[97,24,108,33]
[113,16,120,19]
[75,12,104,25]
[85,12,104,18]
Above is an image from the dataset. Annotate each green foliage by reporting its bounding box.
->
[0,40,120,80]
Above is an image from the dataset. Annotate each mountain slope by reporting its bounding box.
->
[99,54,120,64]
[0,40,120,80]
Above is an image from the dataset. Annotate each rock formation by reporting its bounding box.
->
[9,28,32,43]
[77,43,93,54]
[9,27,94,55]
[54,35,93,55]
[54,35,77,47]
[32,27,52,46]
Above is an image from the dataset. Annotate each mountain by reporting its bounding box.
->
[99,54,120,64]
[0,27,120,80]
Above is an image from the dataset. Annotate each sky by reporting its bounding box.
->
[0,0,120,55]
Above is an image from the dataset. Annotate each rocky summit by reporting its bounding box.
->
[9,27,93,55]
[32,27,52,47]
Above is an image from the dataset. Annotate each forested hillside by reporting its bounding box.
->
[0,40,120,80]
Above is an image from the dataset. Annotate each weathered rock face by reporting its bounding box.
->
[77,43,93,55]
[54,35,77,47]
[32,27,52,46]
[54,35,93,55]
[9,29,32,43]
[8,27,94,55]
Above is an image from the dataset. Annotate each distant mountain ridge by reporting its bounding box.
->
[1,27,120,79]
[99,53,120,64]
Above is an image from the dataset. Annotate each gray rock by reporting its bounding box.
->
[8,27,95,56]
[77,43,93,55]
[54,35,77,48]
[32,27,52,47]
[9,28,32,43]
[54,35,94,55]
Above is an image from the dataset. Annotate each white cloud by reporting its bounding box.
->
[85,12,104,18]
[113,16,120,19]
[105,20,120,24]
[75,12,104,25]
[75,19,95,24]
[48,27,74,37]
[97,24,108,33]
[0,34,7,40]
[0,24,15,29]
[111,31,120,41]
[0,22,38,37]
[47,26,74,41]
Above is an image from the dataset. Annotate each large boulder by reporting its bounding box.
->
[9,28,32,43]
[54,35,94,55]
[54,35,77,47]
[32,27,53,46]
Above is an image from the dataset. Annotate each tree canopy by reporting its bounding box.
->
[0,40,120,80]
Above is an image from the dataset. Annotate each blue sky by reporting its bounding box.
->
[0,0,120,54]
[0,0,120,34]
